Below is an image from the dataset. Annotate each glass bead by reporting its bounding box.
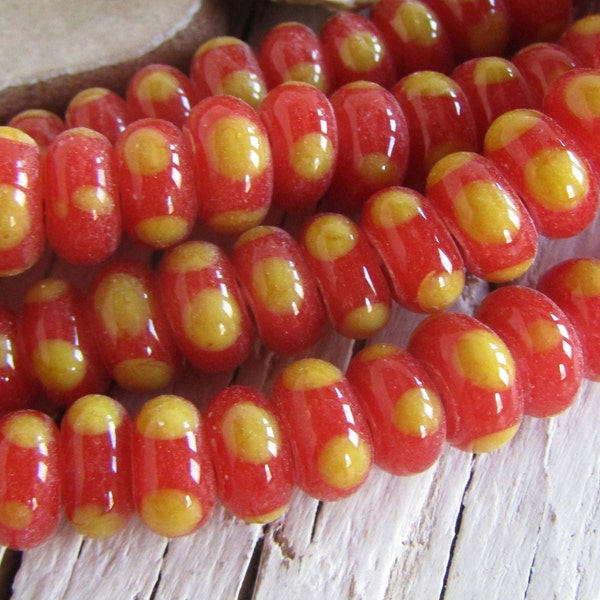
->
[560,14,600,67]
[7,109,65,155]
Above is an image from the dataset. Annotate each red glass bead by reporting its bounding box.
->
[0,410,61,550]
[132,394,216,538]
[484,108,599,238]
[320,11,396,89]
[61,394,134,538]
[258,82,338,211]
[126,64,197,128]
[65,87,129,145]
[20,278,110,407]
[408,312,523,452]
[44,128,121,265]
[512,42,580,109]
[537,258,600,381]
[190,36,267,109]
[391,70,478,191]
[360,186,465,313]
[231,226,326,355]
[475,286,584,418]
[426,151,538,282]
[257,21,332,94]
[346,343,446,476]
[369,0,455,77]
[88,260,182,392]
[271,358,373,501]
[451,57,533,147]
[299,212,392,339]
[0,127,44,277]
[7,109,65,155]
[326,82,409,214]
[185,95,273,235]
[560,14,600,67]
[204,385,294,523]
[157,241,253,373]
[115,118,196,249]
[504,0,573,48]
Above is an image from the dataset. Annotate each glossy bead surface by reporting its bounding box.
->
[133,395,216,538]
[115,118,196,249]
[204,385,294,523]
[231,226,325,355]
[88,260,182,392]
[504,0,573,47]
[484,108,599,238]
[158,241,253,373]
[346,343,446,475]
[476,286,584,417]
[408,312,523,452]
[426,151,538,282]
[360,186,465,313]
[271,358,373,501]
[300,213,392,339]
[185,95,273,235]
[0,127,44,277]
[560,14,600,67]
[0,410,61,550]
[45,128,121,265]
[61,394,134,538]
[7,109,65,154]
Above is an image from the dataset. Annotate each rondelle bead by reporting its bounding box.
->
[115,118,197,249]
[158,241,253,373]
[504,0,573,48]
[204,385,294,523]
[484,108,599,238]
[271,358,373,501]
[369,0,455,77]
[20,278,110,407]
[0,127,44,277]
[408,312,523,452]
[475,286,584,417]
[257,21,332,93]
[185,95,273,235]
[190,36,267,109]
[65,87,129,145]
[320,11,396,89]
[88,260,182,392]
[132,395,216,538]
[0,410,61,550]
[426,151,538,282]
[360,186,465,313]
[299,212,392,339]
[44,127,121,265]
[258,82,338,211]
[126,63,198,128]
[346,343,446,476]
[326,81,409,214]
[231,226,326,355]
[537,258,600,381]
[61,394,134,539]
[7,109,65,154]
[560,14,600,67]
[391,70,478,191]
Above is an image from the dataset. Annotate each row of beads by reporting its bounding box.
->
[0,255,595,551]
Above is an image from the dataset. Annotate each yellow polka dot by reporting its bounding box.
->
[344,81,380,91]
[392,2,441,46]
[246,504,289,524]
[281,358,343,391]
[219,71,266,109]
[359,153,400,187]
[526,319,562,353]
[564,259,600,296]
[369,188,422,228]
[252,256,305,315]
[0,500,33,530]
[290,132,334,181]
[123,128,171,176]
[393,387,443,437]
[66,394,124,436]
[341,303,390,339]
[0,184,31,251]
[135,216,189,247]
[195,36,242,57]
[465,422,520,453]
[222,402,281,464]
[0,126,36,145]
[113,359,174,393]
[467,12,509,56]
[32,339,87,393]
[426,151,475,187]
[234,225,274,248]
[208,208,268,235]
[401,71,460,98]
[162,241,218,273]
[473,57,519,86]
[183,288,242,353]
[452,329,515,391]
[425,140,477,175]
[484,257,535,283]
[2,413,53,448]
[565,73,600,121]
[355,342,399,362]
[570,14,600,35]
[136,70,180,103]
[416,269,465,312]
[318,434,371,490]
[287,62,327,92]
[303,214,358,261]
[484,109,542,154]
[140,489,203,537]
[24,278,68,304]
[68,127,105,140]
[339,31,385,73]
[69,88,110,107]
[524,148,589,211]
[70,504,127,539]
[136,394,199,439]
[72,185,115,215]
